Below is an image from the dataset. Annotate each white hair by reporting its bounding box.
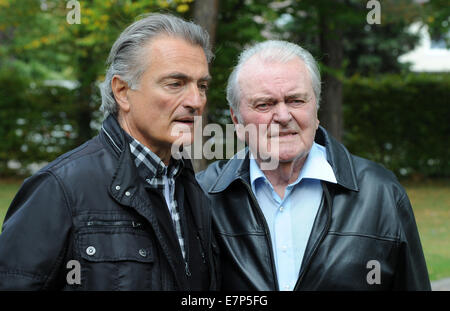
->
[99,13,213,118]
[226,40,321,120]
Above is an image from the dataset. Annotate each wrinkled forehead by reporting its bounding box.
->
[238,56,313,99]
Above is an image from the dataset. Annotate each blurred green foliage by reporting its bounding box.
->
[0,65,78,175]
[343,73,450,179]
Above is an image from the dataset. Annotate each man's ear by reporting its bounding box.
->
[315,106,320,130]
[111,75,131,113]
[230,107,245,142]
[230,107,239,125]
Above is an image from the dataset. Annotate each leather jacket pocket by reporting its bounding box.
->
[75,223,155,290]
[79,230,154,263]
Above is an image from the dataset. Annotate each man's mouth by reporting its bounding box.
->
[270,130,298,137]
[279,131,297,136]
[174,117,195,125]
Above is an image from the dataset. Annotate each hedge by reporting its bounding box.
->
[343,73,450,179]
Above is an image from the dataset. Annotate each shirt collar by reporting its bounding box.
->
[124,132,183,182]
[250,142,337,192]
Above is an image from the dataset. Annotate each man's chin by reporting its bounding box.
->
[268,149,306,163]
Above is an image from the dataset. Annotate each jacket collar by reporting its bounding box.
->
[100,114,126,157]
[209,148,250,193]
[315,126,359,191]
[209,126,359,193]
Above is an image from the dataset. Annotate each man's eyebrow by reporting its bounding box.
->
[285,92,309,99]
[160,72,211,82]
[200,74,212,82]
[251,95,276,103]
[250,93,310,104]
[160,73,188,81]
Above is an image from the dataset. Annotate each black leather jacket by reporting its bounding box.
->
[0,116,219,290]
[197,127,430,291]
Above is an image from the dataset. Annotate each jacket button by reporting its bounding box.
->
[125,191,131,197]
[139,249,147,257]
[86,246,96,256]
[115,185,121,190]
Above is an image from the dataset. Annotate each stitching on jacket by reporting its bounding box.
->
[41,171,73,289]
[217,231,266,237]
[0,269,45,281]
[102,126,122,153]
[51,147,106,172]
[394,190,413,242]
[45,141,93,171]
[342,146,359,191]
[48,171,73,217]
[327,231,401,243]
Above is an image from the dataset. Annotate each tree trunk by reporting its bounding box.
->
[318,8,344,141]
[192,0,219,172]
[75,55,96,146]
[75,100,92,146]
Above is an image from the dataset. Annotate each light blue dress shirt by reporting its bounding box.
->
[250,142,337,291]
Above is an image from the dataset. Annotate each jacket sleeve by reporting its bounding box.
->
[393,192,431,290]
[0,171,72,290]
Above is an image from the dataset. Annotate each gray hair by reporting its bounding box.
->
[226,40,321,120]
[99,13,213,117]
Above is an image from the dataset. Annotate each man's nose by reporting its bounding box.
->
[183,83,205,112]
[273,102,292,125]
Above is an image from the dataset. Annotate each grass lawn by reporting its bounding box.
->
[0,178,449,281]
[0,178,24,226]
[402,179,450,281]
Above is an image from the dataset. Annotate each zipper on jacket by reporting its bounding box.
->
[197,235,207,264]
[183,229,190,278]
[185,261,191,277]
[293,181,332,291]
[241,180,280,291]
[86,220,142,228]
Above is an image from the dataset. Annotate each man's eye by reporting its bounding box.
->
[287,99,305,106]
[256,103,271,110]
[168,81,183,88]
[198,83,209,92]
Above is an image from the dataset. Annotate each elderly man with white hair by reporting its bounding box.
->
[197,40,430,291]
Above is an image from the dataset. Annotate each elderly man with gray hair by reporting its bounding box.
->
[197,40,430,291]
[0,13,219,290]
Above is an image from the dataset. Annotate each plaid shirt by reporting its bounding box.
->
[126,134,186,260]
